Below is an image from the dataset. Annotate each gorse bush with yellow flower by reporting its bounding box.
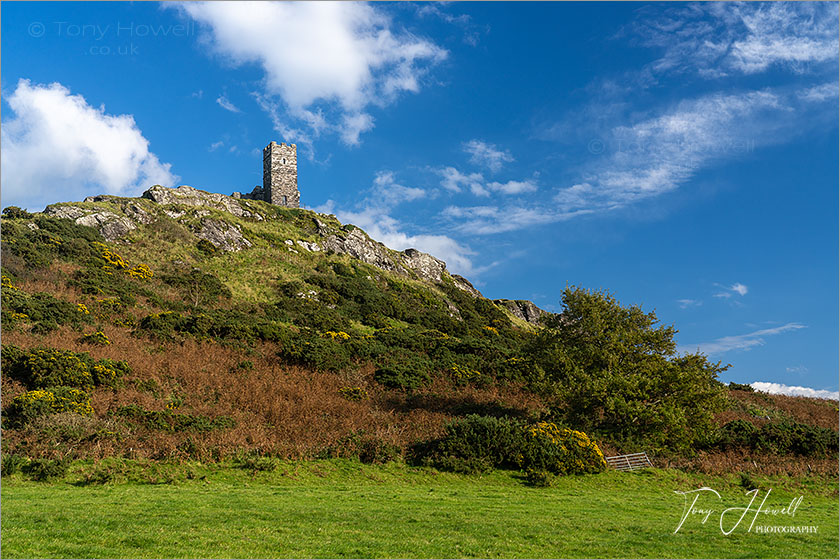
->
[4,387,93,428]
[413,415,606,479]
[1,345,129,390]
[518,422,607,475]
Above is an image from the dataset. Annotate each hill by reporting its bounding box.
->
[1,185,837,476]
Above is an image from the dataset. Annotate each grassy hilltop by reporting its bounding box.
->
[1,186,837,557]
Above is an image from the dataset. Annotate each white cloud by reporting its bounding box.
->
[176,2,446,146]
[208,140,225,152]
[797,81,840,102]
[438,167,487,196]
[442,204,583,235]
[785,365,809,375]
[371,171,426,206]
[677,298,702,309]
[463,139,514,172]
[678,322,806,355]
[636,3,839,78]
[487,180,538,195]
[552,89,797,217]
[751,382,838,401]
[1,79,177,211]
[714,282,749,298]
[437,167,537,198]
[216,94,241,113]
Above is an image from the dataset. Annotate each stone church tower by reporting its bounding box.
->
[263,141,299,208]
[232,141,300,208]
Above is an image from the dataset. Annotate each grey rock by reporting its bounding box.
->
[123,202,155,225]
[400,248,446,283]
[494,299,550,325]
[142,185,258,220]
[322,229,400,273]
[196,219,252,252]
[297,240,321,252]
[44,205,87,221]
[44,205,136,241]
[452,275,483,298]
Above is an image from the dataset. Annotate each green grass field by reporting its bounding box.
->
[1,460,837,559]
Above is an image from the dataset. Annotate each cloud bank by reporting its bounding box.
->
[751,381,838,401]
[1,79,176,211]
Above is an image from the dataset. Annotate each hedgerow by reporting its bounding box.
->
[713,419,838,457]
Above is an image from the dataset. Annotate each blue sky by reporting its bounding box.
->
[2,2,838,397]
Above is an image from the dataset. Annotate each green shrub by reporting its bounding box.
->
[79,331,111,345]
[716,419,759,449]
[525,468,554,487]
[1,453,30,475]
[3,387,93,428]
[319,431,402,464]
[113,404,235,433]
[197,239,218,256]
[518,422,607,475]
[240,456,280,472]
[2,206,33,220]
[160,270,231,306]
[713,419,837,457]
[1,345,129,390]
[23,457,71,481]
[729,382,754,392]
[414,415,525,474]
[338,387,368,401]
[374,349,432,390]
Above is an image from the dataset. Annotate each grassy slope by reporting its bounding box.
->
[2,461,837,559]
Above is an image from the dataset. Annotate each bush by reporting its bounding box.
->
[414,415,525,474]
[240,456,280,472]
[525,468,554,487]
[518,422,607,475]
[1,345,129,390]
[729,382,754,392]
[3,387,93,428]
[113,404,235,433]
[717,419,759,449]
[2,206,33,220]
[713,419,838,457]
[160,270,231,306]
[320,431,402,464]
[23,457,71,482]
[79,331,111,345]
[374,349,433,390]
[338,387,368,401]
[527,287,729,451]
[2,453,30,475]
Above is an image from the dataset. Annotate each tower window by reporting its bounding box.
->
[282,158,286,164]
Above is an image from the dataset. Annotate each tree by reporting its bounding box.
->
[528,286,728,452]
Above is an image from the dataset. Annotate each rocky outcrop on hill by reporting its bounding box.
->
[44,205,137,242]
[493,299,550,325]
[43,185,496,306]
[196,219,252,252]
[400,249,446,284]
[322,228,401,274]
[142,185,262,221]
